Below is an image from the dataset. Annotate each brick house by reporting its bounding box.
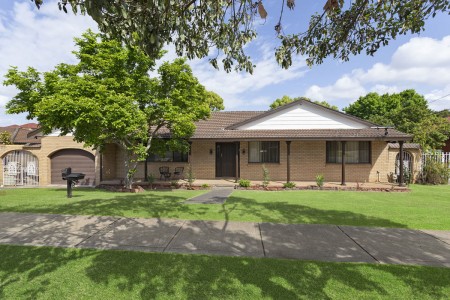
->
[0,126,98,187]
[1,100,416,187]
[102,100,414,184]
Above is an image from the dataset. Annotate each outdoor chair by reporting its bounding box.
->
[159,166,171,180]
[173,167,184,179]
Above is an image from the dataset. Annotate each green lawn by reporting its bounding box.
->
[0,185,449,229]
[1,245,449,299]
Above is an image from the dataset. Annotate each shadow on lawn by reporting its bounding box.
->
[1,245,450,299]
[0,188,407,228]
[222,195,408,228]
[0,189,210,220]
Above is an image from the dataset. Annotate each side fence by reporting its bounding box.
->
[421,152,450,184]
[421,152,450,165]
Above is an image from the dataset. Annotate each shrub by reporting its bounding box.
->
[147,173,156,188]
[421,157,449,184]
[201,183,210,189]
[262,165,270,188]
[283,182,296,189]
[170,179,180,188]
[186,164,195,189]
[238,179,251,188]
[315,174,324,188]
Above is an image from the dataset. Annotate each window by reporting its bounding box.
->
[249,141,280,163]
[326,141,371,164]
[147,151,188,162]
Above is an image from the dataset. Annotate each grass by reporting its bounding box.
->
[0,185,449,229]
[0,245,449,299]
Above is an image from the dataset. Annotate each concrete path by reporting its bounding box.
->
[1,212,450,268]
[185,187,234,204]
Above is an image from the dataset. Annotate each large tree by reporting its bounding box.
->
[4,30,222,188]
[344,90,450,149]
[270,95,339,110]
[32,1,450,73]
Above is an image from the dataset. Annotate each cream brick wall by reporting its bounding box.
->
[387,148,421,181]
[107,140,397,183]
[0,136,97,186]
[239,140,392,182]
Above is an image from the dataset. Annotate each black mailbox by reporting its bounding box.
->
[62,167,71,180]
[61,167,85,198]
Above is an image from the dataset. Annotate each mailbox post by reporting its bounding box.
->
[62,167,85,198]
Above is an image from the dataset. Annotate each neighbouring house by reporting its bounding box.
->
[1,100,417,187]
[0,125,98,187]
[102,100,415,184]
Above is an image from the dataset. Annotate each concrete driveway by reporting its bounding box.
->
[1,212,449,267]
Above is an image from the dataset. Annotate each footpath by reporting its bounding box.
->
[1,212,449,268]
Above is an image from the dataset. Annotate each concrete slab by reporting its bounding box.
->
[260,223,376,263]
[341,226,450,267]
[0,212,58,238]
[185,188,234,204]
[166,220,264,257]
[0,215,118,247]
[421,230,450,245]
[78,218,184,252]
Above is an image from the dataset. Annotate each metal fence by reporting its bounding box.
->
[421,152,450,166]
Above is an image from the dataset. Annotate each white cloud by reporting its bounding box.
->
[305,75,366,103]
[424,85,450,111]
[188,43,307,110]
[304,35,450,108]
[0,0,97,126]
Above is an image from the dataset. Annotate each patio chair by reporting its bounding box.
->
[173,167,184,179]
[159,166,171,181]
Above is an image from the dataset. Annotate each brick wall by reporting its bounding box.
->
[387,148,421,182]
[239,140,392,182]
[110,140,396,183]
[0,136,96,186]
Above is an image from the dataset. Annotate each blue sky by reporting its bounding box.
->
[1,0,449,126]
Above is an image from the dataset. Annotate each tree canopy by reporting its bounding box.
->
[270,95,339,110]
[344,90,450,149]
[0,131,12,145]
[4,30,222,188]
[32,0,450,73]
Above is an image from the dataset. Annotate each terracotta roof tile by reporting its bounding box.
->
[201,112,412,140]
[158,111,412,141]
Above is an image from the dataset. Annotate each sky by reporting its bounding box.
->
[0,0,449,126]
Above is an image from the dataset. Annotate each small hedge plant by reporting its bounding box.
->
[239,179,251,188]
[315,174,324,188]
[283,182,296,189]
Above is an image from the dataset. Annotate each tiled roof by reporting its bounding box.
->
[388,143,421,149]
[0,126,42,145]
[158,111,412,141]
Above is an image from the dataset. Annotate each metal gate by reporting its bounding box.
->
[395,151,413,174]
[2,151,39,186]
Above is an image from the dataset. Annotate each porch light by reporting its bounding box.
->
[242,148,246,154]
[209,148,213,155]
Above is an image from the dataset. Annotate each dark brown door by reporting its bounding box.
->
[50,149,95,185]
[216,143,237,177]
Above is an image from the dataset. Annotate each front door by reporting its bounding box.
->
[216,143,237,178]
